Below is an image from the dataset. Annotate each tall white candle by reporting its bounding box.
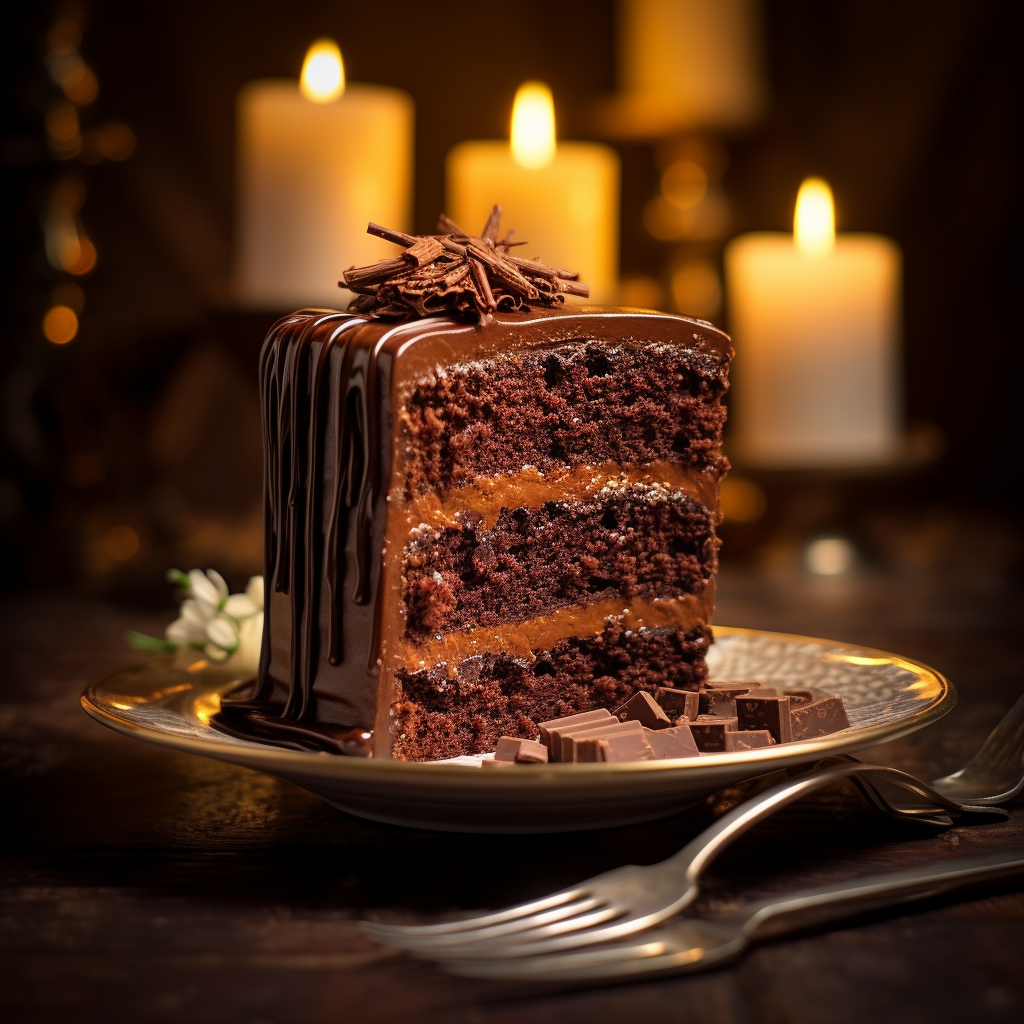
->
[725,179,902,468]
[447,82,619,302]
[236,40,413,310]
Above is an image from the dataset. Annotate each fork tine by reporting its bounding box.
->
[379,897,610,952]
[416,896,698,962]
[360,884,588,939]
[415,905,629,959]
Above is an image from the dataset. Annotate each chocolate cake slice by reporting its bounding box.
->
[215,218,732,760]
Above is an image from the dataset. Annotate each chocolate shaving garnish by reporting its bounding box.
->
[340,204,589,325]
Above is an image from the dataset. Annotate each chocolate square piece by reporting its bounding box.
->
[699,682,777,718]
[494,736,524,762]
[644,724,700,759]
[690,715,738,752]
[736,694,792,744]
[566,721,645,762]
[613,691,672,730]
[724,730,775,751]
[513,738,549,763]
[539,709,614,760]
[790,695,850,740]
[654,687,699,722]
[783,688,828,707]
[592,731,656,763]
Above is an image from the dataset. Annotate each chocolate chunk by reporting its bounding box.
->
[699,683,778,718]
[482,757,515,768]
[690,715,738,752]
[591,730,657,763]
[790,695,850,740]
[563,720,646,762]
[724,729,775,751]
[736,694,792,744]
[510,738,550,763]
[494,736,524,762]
[538,709,614,760]
[783,688,827,707]
[644,724,700,759]
[613,691,673,730]
[704,679,765,690]
[654,686,699,722]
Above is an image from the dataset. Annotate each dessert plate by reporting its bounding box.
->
[81,626,954,834]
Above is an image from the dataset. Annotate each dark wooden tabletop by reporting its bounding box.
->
[2,567,1022,1024]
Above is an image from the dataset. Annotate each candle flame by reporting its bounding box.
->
[794,177,835,256]
[300,39,345,103]
[511,81,556,169]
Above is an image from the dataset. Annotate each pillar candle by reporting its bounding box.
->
[446,82,619,302]
[724,179,902,468]
[236,40,413,310]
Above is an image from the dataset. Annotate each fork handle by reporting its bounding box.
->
[742,850,1024,941]
[675,760,1004,887]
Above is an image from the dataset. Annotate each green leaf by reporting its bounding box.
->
[166,568,191,588]
[125,630,178,654]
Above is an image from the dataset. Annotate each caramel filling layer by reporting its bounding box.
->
[404,461,720,533]
[393,592,710,676]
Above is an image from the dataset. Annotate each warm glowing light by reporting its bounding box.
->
[794,177,835,256]
[103,524,139,561]
[510,81,556,169]
[67,236,97,275]
[43,305,78,344]
[805,537,854,575]
[720,478,767,523]
[662,159,708,211]
[300,39,345,103]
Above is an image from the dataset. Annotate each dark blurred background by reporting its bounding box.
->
[2,0,1022,606]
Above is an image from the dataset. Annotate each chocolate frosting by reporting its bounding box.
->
[217,306,732,758]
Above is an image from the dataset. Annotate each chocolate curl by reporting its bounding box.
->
[341,210,587,323]
[479,204,503,244]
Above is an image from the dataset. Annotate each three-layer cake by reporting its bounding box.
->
[215,219,733,759]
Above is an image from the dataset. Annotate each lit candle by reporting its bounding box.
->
[446,82,620,302]
[724,179,902,467]
[236,39,413,309]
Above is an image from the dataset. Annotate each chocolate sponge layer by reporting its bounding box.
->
[391,623,710,761]
[404,490,716,640]
[402,342,729,496]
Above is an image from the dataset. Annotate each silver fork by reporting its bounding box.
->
[439,849,1024,981]
[361,758,1008,961]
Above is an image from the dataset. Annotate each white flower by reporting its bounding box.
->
[189,568,228,613]
[160,568,266,671]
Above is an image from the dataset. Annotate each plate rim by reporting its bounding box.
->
[81,624,956,782]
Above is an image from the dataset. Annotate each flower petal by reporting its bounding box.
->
[223,594,257,619]
[206,569,229,603]
[189,569,220,608]
[206,614,239,650]
[166,617,202,645]
[245,575,265,610]
[233,611,264,674]
[180,598,211,628]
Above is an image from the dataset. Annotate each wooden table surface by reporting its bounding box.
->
[2,568,1022,1024]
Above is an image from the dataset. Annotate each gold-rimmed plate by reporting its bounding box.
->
[81,626,953,833]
